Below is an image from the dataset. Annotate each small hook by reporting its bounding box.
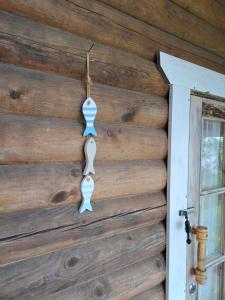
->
[87,43,95,54]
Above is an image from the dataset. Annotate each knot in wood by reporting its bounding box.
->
[9,89,22,99]
[51,191,69,203]
[71,168,81,177]
[65,256,78,269]
[122,107,137,122]
[93,279,110,299]
[155,257,163,269]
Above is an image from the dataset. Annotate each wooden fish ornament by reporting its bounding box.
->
[79,175,94,213]
[83,137,96,175]
[82,97,97,137]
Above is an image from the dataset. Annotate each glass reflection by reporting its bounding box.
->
[200,194,223,257]
[201,119,224,191]
[198,265,221,300]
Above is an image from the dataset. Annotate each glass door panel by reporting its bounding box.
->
[188,97,225,300]
[198,264,222,300]
[197,107,225,299]
[201,118,224,191]
[200,194,224,257]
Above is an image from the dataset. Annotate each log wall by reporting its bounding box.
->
[0,1,224,299]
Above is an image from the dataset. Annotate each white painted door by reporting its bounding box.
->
[187,95,225,299]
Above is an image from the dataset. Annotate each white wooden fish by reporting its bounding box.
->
[82,97,97,137]
[79,175,94,213]
[83,137,96,175]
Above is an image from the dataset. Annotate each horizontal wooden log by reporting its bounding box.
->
[130,284,165,300]
[0,63,168,128]
[0,204,166,266]
[0,114,167,164]
[0,11,167,96]
[0,192,166,239]
[171,0,225,31]
[217,0,225,7]
[69,0,225,71]
[0,223,165,298]
[0,0,160,61]
[0,0,224,74]
[101,0,225,59]
[0,160,166,214]
[49,0,225,73]
[43,255,166,300]
[0,192,166,264]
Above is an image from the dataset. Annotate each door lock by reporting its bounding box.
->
[179,207,195,245]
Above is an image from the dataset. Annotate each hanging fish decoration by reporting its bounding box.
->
[83,137,96,176]
[79,46,97,214]
[82,97,97,137]
[79,175,95,213]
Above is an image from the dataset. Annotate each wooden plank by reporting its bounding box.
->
[0,192,166,239]
[101,0,225,59]
[0,0,225,74]
[0,160,167,213]
[0,63,168,129]
[166,84,191,300]
[0,10,167,96]
[0,204,166,266]
[0,223,165,299]
[43,255,165,300]
[0,114,167,164]
[171,0,225,31]
[130,284,165,300]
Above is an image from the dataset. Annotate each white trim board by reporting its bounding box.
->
[160,52,225,97]
[159,52,225,300]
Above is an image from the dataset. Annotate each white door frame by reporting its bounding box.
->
[159,52,225,300]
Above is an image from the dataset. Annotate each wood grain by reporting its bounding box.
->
[101,0,225,59]
[0,160,167,213]
[0,63,168,128]
[0,192,166,239]
[0,0,164,61]
[0,114,167,164]
[0,223,165,298]
[0,0,224,73]
[70,0,225,69]
[217,0,225,8]
[43,255,166,300]
[171,0,225,31]
[0,204,166,266]
[130,284,165,300]
[0,10,167,96]
[0,1,170,297]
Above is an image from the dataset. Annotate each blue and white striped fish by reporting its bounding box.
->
[79,175,94,213]
[82,97,97,137]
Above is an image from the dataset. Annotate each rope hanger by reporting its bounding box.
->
[86,43,94,98]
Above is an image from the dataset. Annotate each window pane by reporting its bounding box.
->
[201,119,224,190]
[198,264,221,300]
[200,194,223,257]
